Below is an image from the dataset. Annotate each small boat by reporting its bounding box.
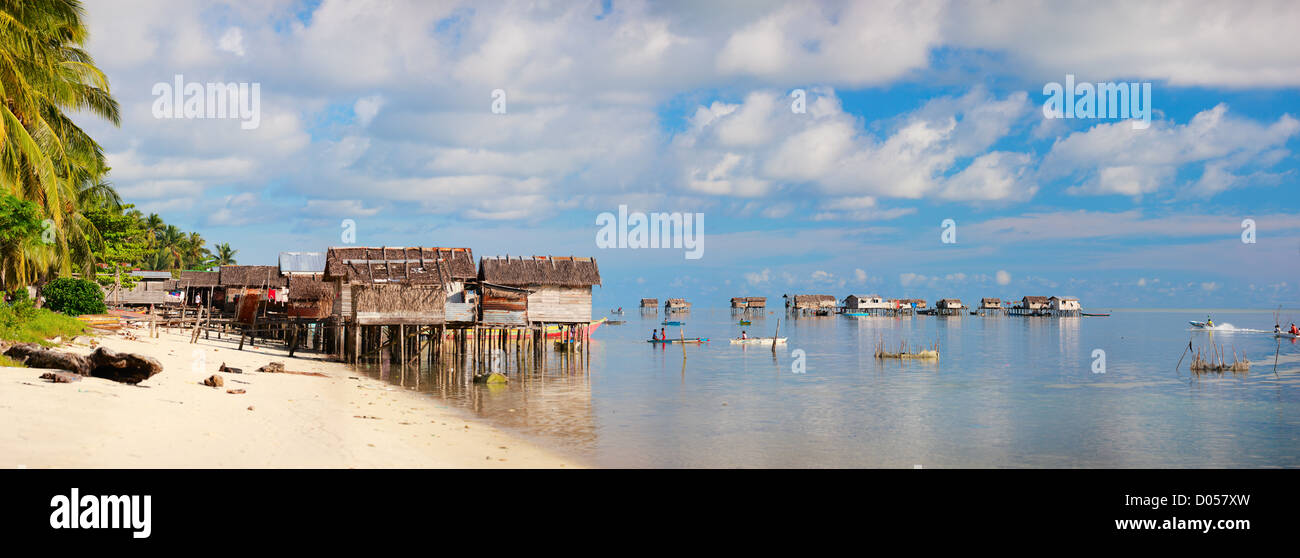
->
[647,338,707,344]
[842,312,870,317]
[610,309,624,315]
[1082,312,1110,317]
[662,320,684,326]
[1189,321,1212,328]
[606,320,625,325]
[1276,332,1299,339]
[553,339,582,350]
[737,320,752,325]
[729,337,787,345]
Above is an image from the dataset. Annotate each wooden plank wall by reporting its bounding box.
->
[526,286,591,323]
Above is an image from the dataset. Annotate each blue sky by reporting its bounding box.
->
[73,0,1299,309]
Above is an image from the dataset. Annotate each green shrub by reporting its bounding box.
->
[40,277,107,316]
[0,303,85,345]
[6,288,29,304]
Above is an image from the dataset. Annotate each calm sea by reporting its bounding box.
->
[357,308,1300,468]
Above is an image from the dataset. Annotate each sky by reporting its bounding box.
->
[73,0,1300,310]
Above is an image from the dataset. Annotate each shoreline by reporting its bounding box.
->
[0,326,585,469]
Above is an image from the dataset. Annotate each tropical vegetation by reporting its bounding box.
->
[0,1,236,297]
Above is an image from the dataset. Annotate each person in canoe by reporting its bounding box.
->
[741,330,748,340]
[661,327,667,340]
[1277,324,1283,334]
[651,329,660,341]
[1206,316,1213,327]
[1291,323,1299,336]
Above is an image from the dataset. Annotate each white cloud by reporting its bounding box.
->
[1043,104,1299,198]
[218,27,245,56]
[354,95,386,126]
[945,0,1300,87]
[996,270,1011,285]
[745,268,772,285]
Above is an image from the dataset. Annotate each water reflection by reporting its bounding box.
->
[354,308,1300,468]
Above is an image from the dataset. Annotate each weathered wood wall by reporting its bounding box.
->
[526,286,591,323]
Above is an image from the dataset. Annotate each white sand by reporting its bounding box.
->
[0,326,582,468]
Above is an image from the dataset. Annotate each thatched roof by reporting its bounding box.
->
[791,294,836,306]
[325,247,474,281]
[326,248,453,285]
[1023,296,1049,304]
[981,297,1001,304]
[219,265,287,287]
[478,256,601,287]
[180,270,220,287]
[665,298,690,307]
[289,276,334,301]
[640,298,658,306]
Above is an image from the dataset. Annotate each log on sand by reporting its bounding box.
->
[3,344,163,384]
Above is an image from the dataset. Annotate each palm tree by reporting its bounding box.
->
[0,0,120,285]
[156,225,185,270]
[142,213,163,248]
[213,243,237,266]
[183,231,210,269]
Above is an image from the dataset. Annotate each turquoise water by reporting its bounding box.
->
[361,309,1300,467]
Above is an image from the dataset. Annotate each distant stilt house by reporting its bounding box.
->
[287,276,335,320]
[730,296,766,312]
[1049,296,1081,316]
[979,297,1003,315]
[1011,295,1050,316]
[179,270,220,308]
[785,294,836,314]
[103,271,181,306]
[936,298,964,315]
[218,265,287,320]
[664,298,691,313]
[478,255,602,326]
[844,294,892,315]
[639,298,658,313]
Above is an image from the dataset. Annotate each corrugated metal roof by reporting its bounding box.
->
[279,251,326,273]
[129,270,173,279]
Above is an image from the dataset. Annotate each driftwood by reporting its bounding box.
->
[3,344,163,384]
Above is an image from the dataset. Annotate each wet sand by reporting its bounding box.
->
[0,326,582,468]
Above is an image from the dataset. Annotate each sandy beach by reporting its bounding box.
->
[0,325,582,468]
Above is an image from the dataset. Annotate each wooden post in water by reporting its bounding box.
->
[771,319,780,354]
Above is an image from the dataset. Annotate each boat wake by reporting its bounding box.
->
[1189,323,1272,333]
